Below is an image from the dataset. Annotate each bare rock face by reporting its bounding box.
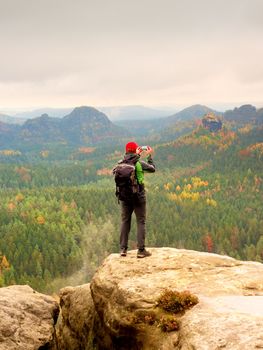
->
[90,247,263,350]
[56,284,95,350]
[0,285,59,350]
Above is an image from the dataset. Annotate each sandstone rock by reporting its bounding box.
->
[0,285,59,350]
[56,284,95,350]
[90,247,263,349]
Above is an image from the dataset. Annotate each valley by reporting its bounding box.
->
[0,103,262,293]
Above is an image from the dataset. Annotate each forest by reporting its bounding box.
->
[0,121,262,293]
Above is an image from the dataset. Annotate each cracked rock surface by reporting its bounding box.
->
[56,284,95,350]
[89,248,263,349]
[0,285,59,350]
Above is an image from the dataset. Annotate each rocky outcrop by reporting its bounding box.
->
[202,112,222,132]
[0,285,59,350]
[3,249,263,349]
[91,248,263,349]
[56,284,95,350]
[58,247,263,349]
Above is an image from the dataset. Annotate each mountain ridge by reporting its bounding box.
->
[165,104,222,122]
[1,103,262,151]
[0,106,128,148]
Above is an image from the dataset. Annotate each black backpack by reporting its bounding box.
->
[113,159,139,201]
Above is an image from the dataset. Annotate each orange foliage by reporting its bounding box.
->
[202,234,214,253]
[70,200,77,209]
[164,183,171,191]
[195,119,202,126]
[62,204,69,213]
[186,183,192,191]
[239,149,251,158]
[1,255,10,270]
[249,143,263,159]
[15,193,24,202]
[0,149,21,156]
[254,176,262,187]
[174,129,237,151]
[239,143,263,159]
[78,147,95,154]
[97,168,112,176]
[249,143,263,152]
[7,202,16,211]
[238,125,252,134]
[15,167,32,182]
[36,215,45,224]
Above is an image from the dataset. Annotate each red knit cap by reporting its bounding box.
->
[125,141,138,153]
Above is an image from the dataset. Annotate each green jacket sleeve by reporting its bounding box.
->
[135,156,155,185]
[135,161,144,185]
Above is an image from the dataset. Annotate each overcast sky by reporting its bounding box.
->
[0,0,263,111]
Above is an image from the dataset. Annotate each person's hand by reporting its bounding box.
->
[146,146,153,154]
[136,145,152,156]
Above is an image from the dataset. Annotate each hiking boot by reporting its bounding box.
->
[137,249,151,258]
[120,248,127,257]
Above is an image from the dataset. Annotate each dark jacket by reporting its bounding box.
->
[123,152,155,186]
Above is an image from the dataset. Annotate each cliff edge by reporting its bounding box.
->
[0,285,59,350]
[57,247,263,350]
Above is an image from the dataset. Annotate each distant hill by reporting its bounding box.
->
[257,107,263,124]
[0,106,129,149]
[116,104,263,142]
[14,108,73,119]
[0,121,19,134]
[20,114,63,143]
[0,113,26,125]
[155,121,263,172]
[116,104,222,141]
[166,104,222,123]
[223,104,263,125]
[2,103,262,152]
[11,105,175,122]
[157,105,222,141]
[61,106,127,144]
[100,105,174,121]
[0,113,12,123]
[224,104,257,123]
[0,121,20,146]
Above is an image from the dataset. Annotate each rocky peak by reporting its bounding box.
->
[202,112,222,132]
[1,248,263,349]
[58,248,263,349]
[62,106,110,124]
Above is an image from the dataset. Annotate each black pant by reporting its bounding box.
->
[120,194,146,250]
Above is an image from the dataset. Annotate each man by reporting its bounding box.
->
[114,141,155,258]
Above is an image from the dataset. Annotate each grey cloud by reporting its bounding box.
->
[0,0,262,108]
